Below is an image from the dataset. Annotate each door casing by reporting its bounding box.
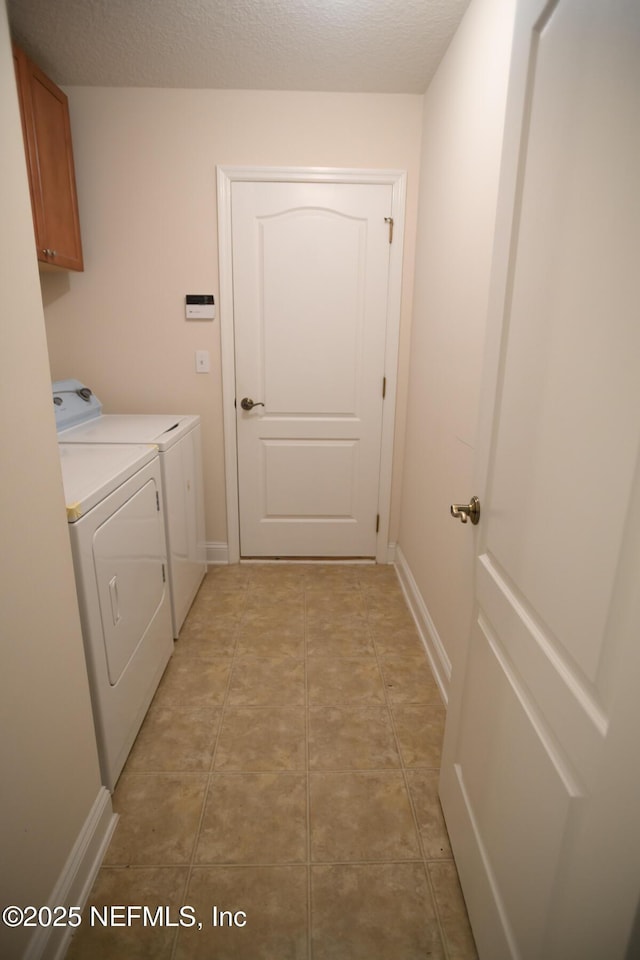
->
[217,165,407,563]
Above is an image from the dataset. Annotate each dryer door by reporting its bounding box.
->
[93,477,166,684]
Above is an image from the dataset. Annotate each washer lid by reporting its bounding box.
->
[58,443,159,522]
[57,413,199,449]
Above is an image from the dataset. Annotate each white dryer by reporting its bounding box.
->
[53,380,207,637]
[58,442,173,790]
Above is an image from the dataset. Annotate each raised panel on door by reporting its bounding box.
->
[260,439,359,518]
[261,209,366,415]
[456,620,577,958]
[232,180,392,557]
[440,1,640,957]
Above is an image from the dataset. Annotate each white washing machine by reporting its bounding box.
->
[53,380,207,638]
[58,442,173,790]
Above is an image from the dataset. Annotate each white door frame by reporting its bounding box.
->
[216,165,407,564]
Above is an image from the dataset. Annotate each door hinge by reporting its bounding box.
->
[384,217,394,244]
[376,514,380,533]
[382,376,386,399]
[161,563,166,583]
[156,491,160,512]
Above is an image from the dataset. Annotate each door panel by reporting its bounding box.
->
[476,556,605,782]
[457,622,575,958]
[261,209,366,415]
[232,180,392,557]
[440,0,640,957]
[261,440,359,518]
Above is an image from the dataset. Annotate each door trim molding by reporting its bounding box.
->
[217,165,407,563]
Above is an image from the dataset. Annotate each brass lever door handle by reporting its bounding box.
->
[240,397,264,411]
[450,496,481,525]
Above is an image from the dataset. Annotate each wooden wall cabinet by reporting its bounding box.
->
[13,44,84,271]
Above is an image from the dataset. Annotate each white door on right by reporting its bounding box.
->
[440,1,640,959]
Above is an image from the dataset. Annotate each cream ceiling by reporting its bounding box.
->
[7,0,471,93]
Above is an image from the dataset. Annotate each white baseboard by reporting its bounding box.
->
[206,541,229,565]
[24,787,117,960]
[394,545,452,706]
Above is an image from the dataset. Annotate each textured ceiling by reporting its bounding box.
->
[7,0,470,93]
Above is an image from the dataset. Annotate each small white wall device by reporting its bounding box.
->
[185,294,215,320]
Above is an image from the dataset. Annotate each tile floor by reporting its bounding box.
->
[66,563,477,960]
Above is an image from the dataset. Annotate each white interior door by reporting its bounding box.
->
[231,179,393,558]
[440,1,640,958]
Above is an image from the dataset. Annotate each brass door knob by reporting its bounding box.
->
[450,496,481,525]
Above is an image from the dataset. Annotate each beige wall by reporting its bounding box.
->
[0,4,105,956]
[42,89,424,551]
[397,0,516,694]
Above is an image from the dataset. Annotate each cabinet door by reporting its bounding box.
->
[13,46,84,271]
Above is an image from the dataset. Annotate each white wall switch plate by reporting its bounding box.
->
[195,349,210,373]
